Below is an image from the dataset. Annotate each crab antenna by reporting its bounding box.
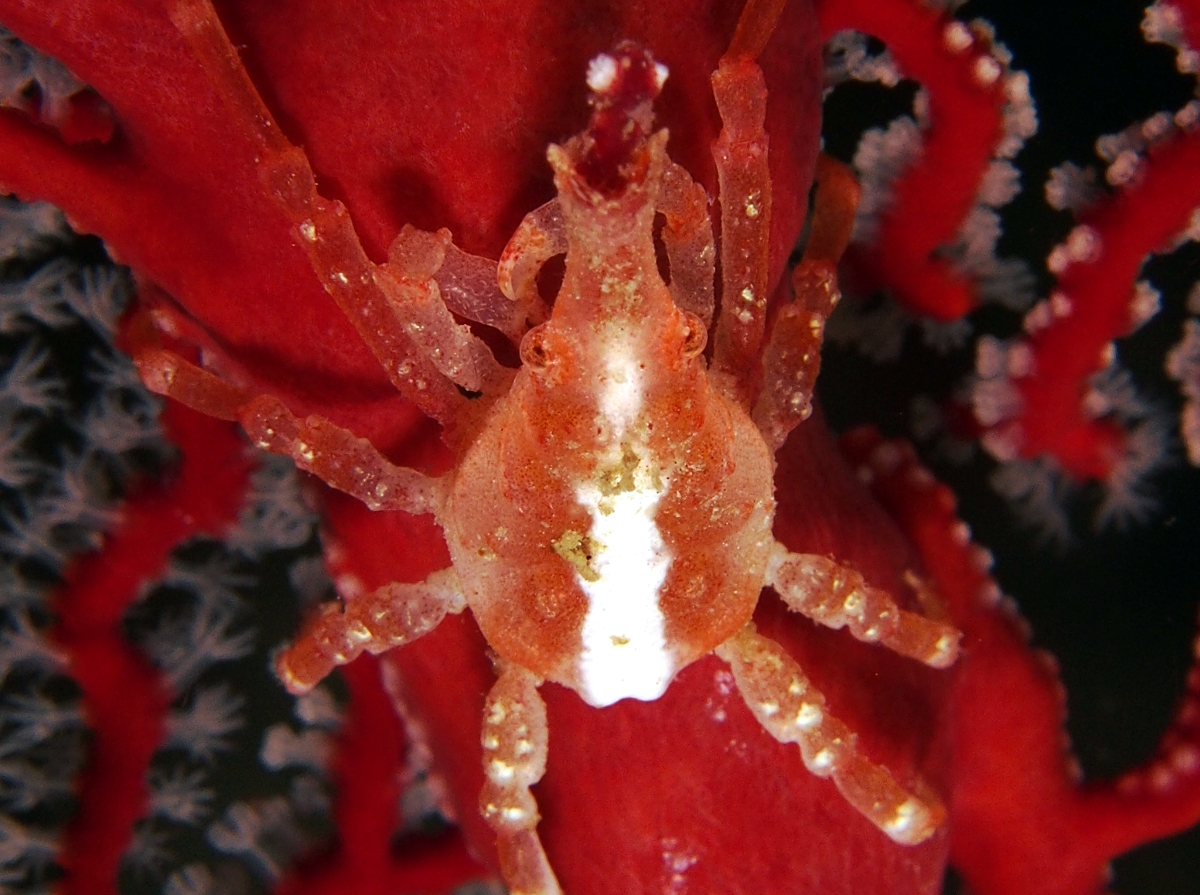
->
[726,0,788,61]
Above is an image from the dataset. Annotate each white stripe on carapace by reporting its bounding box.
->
[574,340,674,707]
[575,474,673,707]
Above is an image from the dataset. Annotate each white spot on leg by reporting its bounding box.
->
[794,702,822,731]
[654,63,669,91]
[883,798,929,843]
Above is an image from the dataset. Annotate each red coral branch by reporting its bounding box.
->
[840,428,1200,895]
[50,402,252,892]
[979,129,1200,481]
[971,1,1200,483]
[274,656,485,895]
[817,0,1009,320]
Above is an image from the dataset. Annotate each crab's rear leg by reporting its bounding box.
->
[135,348,446,516]
[766,543,961,669]
[479,663,562,895]
[277,569,466,694]
[716,624,946,845]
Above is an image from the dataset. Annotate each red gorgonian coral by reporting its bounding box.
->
[0,1,1198,894]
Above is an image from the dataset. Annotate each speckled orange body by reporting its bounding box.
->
[443,126,776,700]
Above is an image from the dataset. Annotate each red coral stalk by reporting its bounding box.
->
[979,128,1200,482]
[841,428,1200,895]
[274,656,485,895]
[817,0,1011,320]
[957,1,1200,488]
[50,402,252,892]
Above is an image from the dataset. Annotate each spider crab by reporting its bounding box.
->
[131,1,961,891]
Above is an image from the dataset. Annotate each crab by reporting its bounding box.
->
[132,1,962,892]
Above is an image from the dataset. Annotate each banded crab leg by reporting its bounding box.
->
[479,663,562,895]
[765,542,961,669]
[715,623,946,845]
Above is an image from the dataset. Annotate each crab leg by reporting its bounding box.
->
[479,663,562,895]
[240,394,448,516]
[277,178,469,423]
[725,0,789,60]
[135,346,253,423]
[753,156,861,450]
[799,154,861,267]
[752,261,840,452]
[497,198,563,329]
[715,624,945,845]
[709,54,772,407]
[379,226,512,396]
[135,349,447,517]
[170,0,481,425]
[276,569,466,694]
[766,543,961,669]
[435,232,545,346]
[658,159,717,326]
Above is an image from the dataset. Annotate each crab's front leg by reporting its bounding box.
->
[716,624,946,846]
[169,0,515,427]
[376,226,514,397]
[497,199,563,329]
[435,227,548,346]
[658,159,717,326]
[479,663,562,895]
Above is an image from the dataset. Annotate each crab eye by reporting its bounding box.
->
[681,311,708,359]
[519,323,554,370]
